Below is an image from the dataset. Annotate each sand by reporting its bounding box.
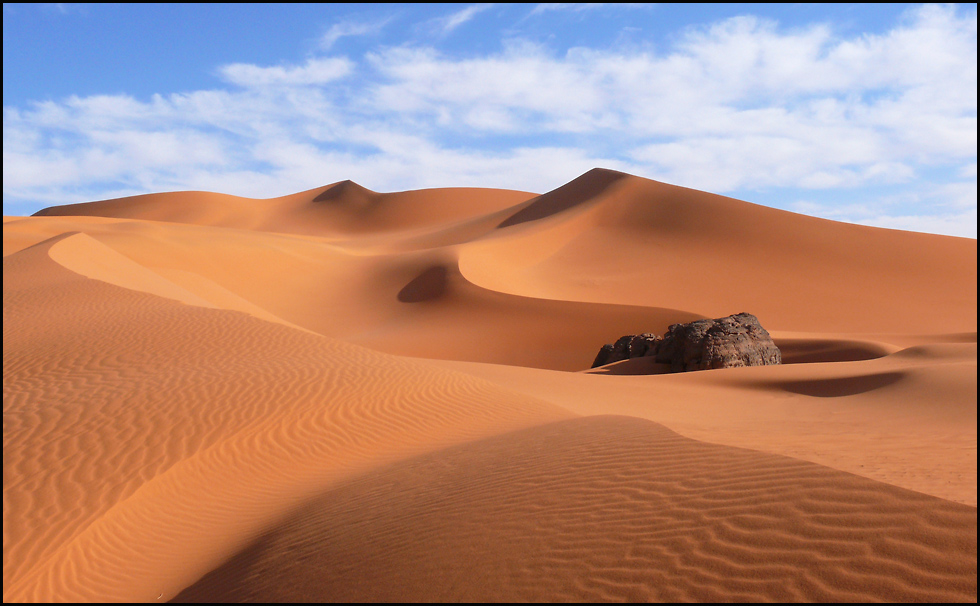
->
[3,168,976,602]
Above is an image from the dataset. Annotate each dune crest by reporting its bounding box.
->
[47,231,216,308]
[497,167,629,228]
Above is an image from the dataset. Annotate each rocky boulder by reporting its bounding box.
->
[591,313,781,372]
[591,333,661,368]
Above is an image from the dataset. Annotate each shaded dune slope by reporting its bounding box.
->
[347,256,704,370]
[173,415,977,603]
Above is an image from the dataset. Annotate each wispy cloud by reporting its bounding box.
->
[320,17,393,50]
[432,4,494,35]
[218,57,353,87]
[529,4,614,17]
[527,3,651,17]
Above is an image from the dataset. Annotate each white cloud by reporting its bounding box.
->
[431,4,494,35]
[218,57,353,87]
[3,4,976,237]
[362,4,975,197]
[320,18,393,50]
[366,42,608,125]
[932,181,979,211]
[529,4,605,16]
[527,4,648,17]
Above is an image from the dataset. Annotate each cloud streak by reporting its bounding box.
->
[433,4,494,35]
[320,17,393,50]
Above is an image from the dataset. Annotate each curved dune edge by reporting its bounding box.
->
[172,415,977,603]
[7,215,709,371]
[344,254,708,370]
[47,232,217,309]
[4,215,128,257]
[771,333,900,364]
[46,231,312,331]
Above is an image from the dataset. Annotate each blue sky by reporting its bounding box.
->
[3,3,977,237]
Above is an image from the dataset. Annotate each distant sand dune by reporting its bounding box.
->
[33,180,538,238]
[4,168,976,602]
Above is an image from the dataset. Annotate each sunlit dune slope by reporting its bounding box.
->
[26,167,977,338]
[18,168,977,369]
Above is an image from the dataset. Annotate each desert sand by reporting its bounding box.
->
[3,168,976,602]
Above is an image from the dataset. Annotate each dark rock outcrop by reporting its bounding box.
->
[591,313,780,372]
[654,312,781,371]
[591,333,661,368]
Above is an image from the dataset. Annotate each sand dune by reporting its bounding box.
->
[6,214,705,370]
[460,169,977,334]
[4,168,976,602]
[3,236,570,602]
[427,338,976,507]
[172,416,976,603]
[32,180,538,238]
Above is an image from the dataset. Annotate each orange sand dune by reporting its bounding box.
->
[32,180,538,237]
[4,167,976,602]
